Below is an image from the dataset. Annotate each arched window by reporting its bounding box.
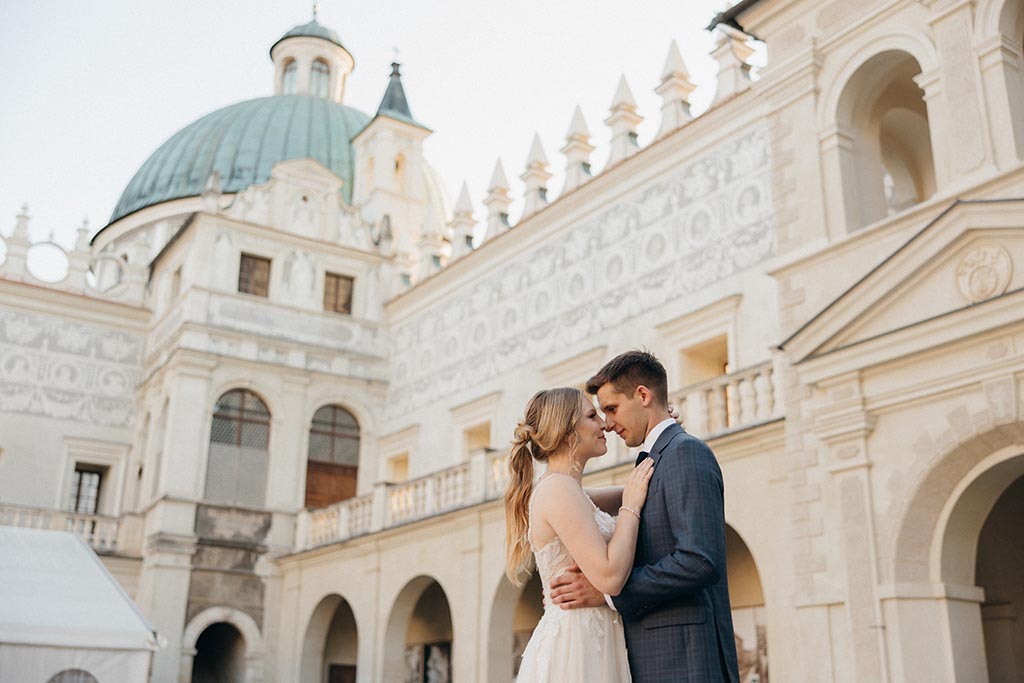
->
[46,671,99,683]
[310,59,330,98]
[304,405,360,508]
[833,50,936,230]
[205,389,270,507]
[282,59,298,95]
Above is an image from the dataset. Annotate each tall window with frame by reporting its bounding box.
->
[69,465,105,515]
[305,404,360,508]
[205,389,271,507]
[310,58,330,98]
[324,272,354,315]
[282,59,298,95]
[238,253,271,297]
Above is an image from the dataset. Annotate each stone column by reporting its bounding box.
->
[928,1,996,185]
[814,374,888,683]
[976,33,1024,169]
[760,46,834,247]
[138,534,198,683]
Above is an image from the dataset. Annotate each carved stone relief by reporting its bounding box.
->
[955,244,1012,303]
[0,310,141,426]
[387,126,774,416]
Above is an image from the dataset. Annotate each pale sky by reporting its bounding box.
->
[0,0,753,251]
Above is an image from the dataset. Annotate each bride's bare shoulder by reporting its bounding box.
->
[532,474,586,510]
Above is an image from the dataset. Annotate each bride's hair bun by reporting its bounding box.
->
[512,421,536,446]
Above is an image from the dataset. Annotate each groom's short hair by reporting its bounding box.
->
[586,350,668,407]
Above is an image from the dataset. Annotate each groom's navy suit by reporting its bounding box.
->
[611,422,740,682]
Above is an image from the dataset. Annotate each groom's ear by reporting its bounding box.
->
[636,385,653,407]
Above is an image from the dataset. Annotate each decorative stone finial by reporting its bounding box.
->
[74,219,90,252]
[656,40,696,137]
[561,106,595,194]
[605,75,643,167]
[450,182,477,260]
[710,24,754,105]
[13,204,30,240]
[483,159,512,242]
[521,133,552,218]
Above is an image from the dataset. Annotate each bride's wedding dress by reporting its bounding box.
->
[516,476,632,683]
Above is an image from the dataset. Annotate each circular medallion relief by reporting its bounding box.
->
[955,244,1012,303]
[645,233,667,261]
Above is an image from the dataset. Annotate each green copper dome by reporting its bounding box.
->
[109,95,369,224]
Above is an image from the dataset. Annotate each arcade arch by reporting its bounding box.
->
[382,576,454,682]
[300,594,359,683]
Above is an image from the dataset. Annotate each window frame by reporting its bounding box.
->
[310,58,331,98]
[59,438,127,517]
[323,271,355,315]
[282,59,298,95]
[307,404,360,466]
[204,389,272,508]
[238,253,272,298]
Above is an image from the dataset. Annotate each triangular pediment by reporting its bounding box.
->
[783,199,1024,364]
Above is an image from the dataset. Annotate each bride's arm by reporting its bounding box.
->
[539,463,652,596]
[583,486,623,515]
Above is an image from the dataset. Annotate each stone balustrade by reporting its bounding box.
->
[297,449,507,551]
[297,363,782,551]
[0,503,133,555]
[670,360,781,439]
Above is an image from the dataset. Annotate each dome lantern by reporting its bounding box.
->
[270,13,354,103]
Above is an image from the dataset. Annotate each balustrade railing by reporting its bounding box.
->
[670,361,781,439]
[295,362,782,551]
[0,503,123,554]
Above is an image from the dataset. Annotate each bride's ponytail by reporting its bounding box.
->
[503,387,585,585]
[504,422,537,584]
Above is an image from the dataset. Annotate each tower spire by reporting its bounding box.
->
[377,62,415,121]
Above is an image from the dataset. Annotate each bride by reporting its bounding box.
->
[504,387,654,683]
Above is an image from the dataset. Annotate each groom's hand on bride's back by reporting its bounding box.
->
[549,564,606,609]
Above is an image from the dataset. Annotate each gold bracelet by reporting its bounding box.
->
[619,505,641,520]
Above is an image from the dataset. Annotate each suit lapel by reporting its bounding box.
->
[649,422,684,466]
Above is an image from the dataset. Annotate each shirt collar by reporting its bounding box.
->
[640,417,676,454]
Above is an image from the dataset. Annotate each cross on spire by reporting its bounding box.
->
[313,2,320,20]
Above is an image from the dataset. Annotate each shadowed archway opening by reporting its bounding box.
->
[191,621,245,683]
[976,472,1024,681]
[487,571,544,683]
[727,525,768,683]
[383,576,453,682]
[300,594,359,683]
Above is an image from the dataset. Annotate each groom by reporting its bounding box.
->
[551,350,740,682]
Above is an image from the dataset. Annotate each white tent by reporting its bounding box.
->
[0,527,159,683]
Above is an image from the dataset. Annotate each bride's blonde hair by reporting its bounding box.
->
[504,387,584,585]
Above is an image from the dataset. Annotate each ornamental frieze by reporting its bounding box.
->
[387,125,774,416]
[0,310,141,426]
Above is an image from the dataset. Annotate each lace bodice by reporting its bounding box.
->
[529,475,617,599]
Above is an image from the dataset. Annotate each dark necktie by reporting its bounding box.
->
[634,450,650,467]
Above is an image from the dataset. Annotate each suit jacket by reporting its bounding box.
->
[611,422,740,683]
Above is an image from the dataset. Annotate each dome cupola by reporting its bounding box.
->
[270,10,354,102]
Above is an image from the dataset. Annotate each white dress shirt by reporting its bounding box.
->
[639,417,676,457]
